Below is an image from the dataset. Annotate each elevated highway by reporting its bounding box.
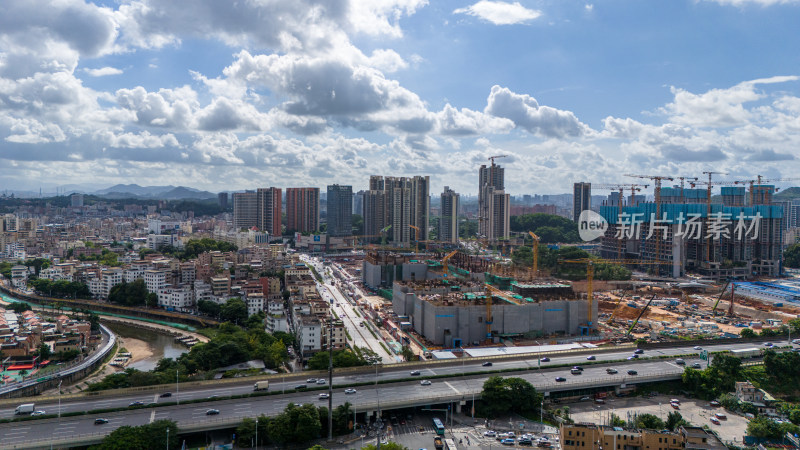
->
[0,339,794,449]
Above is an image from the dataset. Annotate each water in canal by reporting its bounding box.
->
[105,322,189,372]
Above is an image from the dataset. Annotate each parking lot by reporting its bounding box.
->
[328,411,560,450]
[568,394,748,444]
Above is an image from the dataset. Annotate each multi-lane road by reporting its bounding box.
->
[305,255,397,363]
[1,340,794,448]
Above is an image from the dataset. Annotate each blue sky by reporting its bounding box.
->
[1,0,800,197]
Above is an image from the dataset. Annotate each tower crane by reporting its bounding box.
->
[488,155,508,165]
[675,176,699,201]
[733,175,800,205]
[441,249,459,280]
[409,225,420,254]
[594,183,649,258]
[528,231,540,278]
[624,175,675,274]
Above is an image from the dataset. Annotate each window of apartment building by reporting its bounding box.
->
[569,432,572,436]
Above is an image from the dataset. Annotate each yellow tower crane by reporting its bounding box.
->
[527,231,540,278]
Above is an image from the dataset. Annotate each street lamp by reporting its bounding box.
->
[255,417,259,450]
[176,369,179,405]
[166,427,169,450]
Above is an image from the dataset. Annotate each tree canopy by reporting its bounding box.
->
[28,278,91,298]
[480,376,543,418]
[108,279,148,306]
[784,243,800,268]
[510,213,581,243]
[91,419,178,450]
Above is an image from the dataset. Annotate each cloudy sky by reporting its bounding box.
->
[2,0,800,197]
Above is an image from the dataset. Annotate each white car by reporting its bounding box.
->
[693,346,703,350]
[31,410,46,416]
[420,380,432,386]
[319,393,330,399]
[344,388,357,394]
[484,431,497,437]
[316,379,327,385]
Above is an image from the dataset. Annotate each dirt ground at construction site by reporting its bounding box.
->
[597,282,800,339]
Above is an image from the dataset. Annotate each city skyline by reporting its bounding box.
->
[2,0,800,197]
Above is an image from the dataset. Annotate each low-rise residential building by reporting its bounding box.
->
[560,424,726,450]
[144,269,167,293]
[295,316,322,357]
[157,286,194,311]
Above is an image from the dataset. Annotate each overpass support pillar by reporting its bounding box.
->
[455,402,462,413]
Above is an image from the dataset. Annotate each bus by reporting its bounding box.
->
[432,418,445,435]
[444,438,457,450]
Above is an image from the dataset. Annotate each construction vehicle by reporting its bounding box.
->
[558,259,668,330]
[626,294,656,338]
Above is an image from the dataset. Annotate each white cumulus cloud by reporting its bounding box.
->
[84,66,123,77]
[454,1,542,25]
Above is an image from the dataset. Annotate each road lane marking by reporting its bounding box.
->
[150,409,156,423]
[444,381,461,394]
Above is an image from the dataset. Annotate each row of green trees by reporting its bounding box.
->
[235,402,354,447]
[87,322,292,391]
[91,420,178,449]
[609,411,689,431]
[28,278,91,298]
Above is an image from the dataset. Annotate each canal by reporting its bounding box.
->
[105,322,189,371]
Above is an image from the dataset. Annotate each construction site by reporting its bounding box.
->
[354,244,800,352]
[345,172,800,353]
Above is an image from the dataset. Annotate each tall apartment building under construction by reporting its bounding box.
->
[598,185,783,279]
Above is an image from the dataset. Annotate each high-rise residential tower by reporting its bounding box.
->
[573,182,591,222]
[233,191,258,229]
[286,187,319,233]
[440,186,460,244]
[327,185,353,237]
[218,192,228,210]
[363,175,430,246]
[478,163,509,240]
[257,187,282,236]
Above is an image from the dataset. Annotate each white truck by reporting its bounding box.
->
[15,403,35,415]
[253,381,270,391]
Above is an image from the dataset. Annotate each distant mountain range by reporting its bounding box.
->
[92,184,217,200]
[774,187,800,201]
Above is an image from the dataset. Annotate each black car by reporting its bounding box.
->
[159,392,172,398]
[627,370,638,375]
[634,349,644,354]
[555,376,566,382]
[295,384,308,390]
[94,418,109,425]
[540,357,550,362]
[482,362,493,367]
[206,409,220,415]
[128,401,144,407]
[410,370,421,376]
[572,366,584,371]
